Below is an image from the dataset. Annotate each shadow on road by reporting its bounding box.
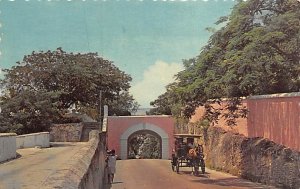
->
[105,181,123,189]
[50,142,78,148]
[191,177,274,188]
[112,181,123,184]
[0,153,22,165]
[178,170,210,178]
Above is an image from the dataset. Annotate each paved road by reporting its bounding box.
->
[110,159,276,189]
[0,142,88,189]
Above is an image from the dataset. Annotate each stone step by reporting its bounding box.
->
[80,122,101,142]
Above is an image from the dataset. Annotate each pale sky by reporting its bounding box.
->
[0,0,236,107]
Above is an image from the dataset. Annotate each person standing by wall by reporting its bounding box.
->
[106,149,117,184]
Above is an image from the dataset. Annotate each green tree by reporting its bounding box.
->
[147,85,174,115]
[150,0,300,126]
[0,90,64,134]
[0,48,139,134]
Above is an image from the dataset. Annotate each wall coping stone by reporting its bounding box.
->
[16,132,49,138]
[0,133,17,137]
[108,115,172,118]
[248,92,300,99]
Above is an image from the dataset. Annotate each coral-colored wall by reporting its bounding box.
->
[190,93,300,151]
[247,95,300,151]
[190,103,248,136]
[107,116,175,158]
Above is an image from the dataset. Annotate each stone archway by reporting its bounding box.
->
[127,130,162,159]
[120,123,169,159]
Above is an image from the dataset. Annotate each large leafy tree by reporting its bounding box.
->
[0,48,139,134]
[147,83,178,115]
[150,0,300,125]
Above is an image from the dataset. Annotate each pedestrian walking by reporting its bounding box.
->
[106,149,117,184]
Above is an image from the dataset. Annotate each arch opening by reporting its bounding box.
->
[119,123,170,159]
[127,130,162,159]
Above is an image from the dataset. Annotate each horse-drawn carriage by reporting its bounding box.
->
[171,134,205,175]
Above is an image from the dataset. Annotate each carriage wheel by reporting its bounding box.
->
[176,160,180,173]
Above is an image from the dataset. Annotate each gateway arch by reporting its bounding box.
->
[107,116,175,160]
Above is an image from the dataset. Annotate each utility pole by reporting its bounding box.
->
[99,90,102,121]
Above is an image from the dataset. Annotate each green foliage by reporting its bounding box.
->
[150,0,300,126]
[0,48,139,134]
[0,90,62,134]
[147,82,180,116]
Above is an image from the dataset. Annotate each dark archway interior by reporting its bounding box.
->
[127,130,162,159]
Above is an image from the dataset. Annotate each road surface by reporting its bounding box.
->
[0,142,88,189]
[110,159,276,189]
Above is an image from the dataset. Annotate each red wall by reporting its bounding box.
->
[107,116,175,158]
[190,93,300,152]
[190,103,248,136]
[247,95,300,151]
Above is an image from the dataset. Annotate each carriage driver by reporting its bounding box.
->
[187,137,195,150]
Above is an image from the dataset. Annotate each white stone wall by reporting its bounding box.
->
[0,133,17,163]
[120,123,169,159]
[16,132,50,149]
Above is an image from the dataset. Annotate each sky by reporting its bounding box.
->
[0,0,236,107]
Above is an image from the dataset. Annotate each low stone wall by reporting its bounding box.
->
[78,131,108,189]
[0,133,17,163]
[202,127,300,189]
[202,128,243,175]
[43,130,108,189]
[16,132,50,149]
[50,123,83,142]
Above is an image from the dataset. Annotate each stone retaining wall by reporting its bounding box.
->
[202,127,300,189]
[16,132,50,149]
[50,123,83,142]
[0,133,16,163]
